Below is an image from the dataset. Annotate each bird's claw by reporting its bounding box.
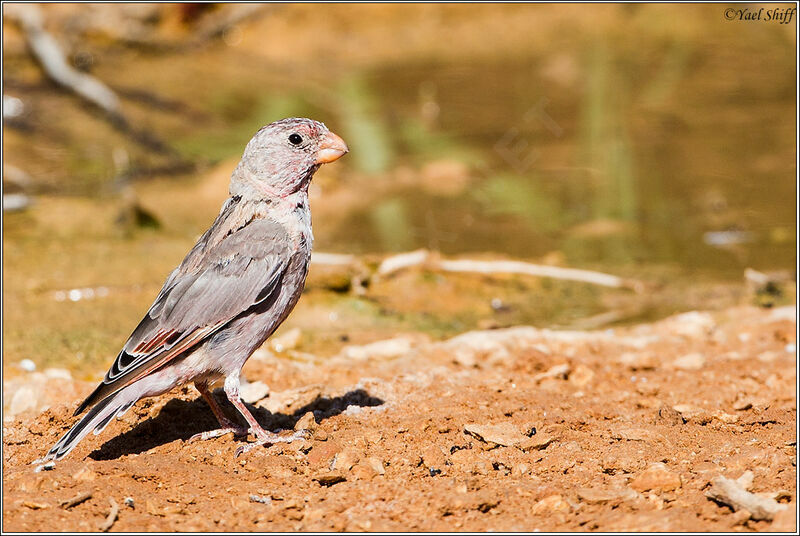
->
[233,429,312,458]
[188,426,249,443]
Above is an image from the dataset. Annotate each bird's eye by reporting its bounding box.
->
[288,133,303,145]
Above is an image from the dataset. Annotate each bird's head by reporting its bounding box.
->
[231,117,348,199]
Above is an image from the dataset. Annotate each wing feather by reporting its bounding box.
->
[74,216,291,415]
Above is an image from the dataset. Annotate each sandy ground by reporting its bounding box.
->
[2,305,797,532]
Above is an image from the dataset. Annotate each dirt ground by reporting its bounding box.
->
[2,305,797,532]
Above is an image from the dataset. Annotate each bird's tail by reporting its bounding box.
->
[40,387,138,462]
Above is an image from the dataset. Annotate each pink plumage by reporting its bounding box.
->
[42,118,348,462]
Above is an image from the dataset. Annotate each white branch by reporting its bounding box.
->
[7,5,122,118]
[309,248,645,292]
[373,249,643,291]
[376,250,429,276]
[439,258,630,289]
[705,473,787,521]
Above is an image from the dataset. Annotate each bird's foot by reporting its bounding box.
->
[234,429,311,458]
[188,425,250,443]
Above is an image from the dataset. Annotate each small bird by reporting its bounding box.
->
[42,118,348,461]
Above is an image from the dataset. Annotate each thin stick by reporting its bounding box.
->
[439,259,638,291]
[7,5,122,118]
[705,474,786,521]
[60,491,92,509]
[366,249,644,292]
[99,498,120,532]
[6,5,177,155]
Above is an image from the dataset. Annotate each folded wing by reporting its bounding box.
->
[74,218,290,415]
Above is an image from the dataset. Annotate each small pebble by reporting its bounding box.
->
[21,501,48,510]
[9,386,38,416]
[269,328,302,353]
[239,380,269,404]
[313,472,346,486]
[294,412,317,432]
[249,494,272,505]
[672,353,705,370]
[343,405,363,416]
[18,359,36,372]
[365,457,385,476]
[124,497,135,508]
[630,462,681,492]
[786,343,796,354]
[44,368,72,380]
[531,494,571,514]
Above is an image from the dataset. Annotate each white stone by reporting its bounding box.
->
[667,311,716,338]
[769,306,796,323]
[671,353,705,370]
[534,363,571,381]
[343,405,363,416]
[340,337,415,362]
[239,380,270,404]
[8,385,38,416]
[44,368,72,380]
[269,328,302,353]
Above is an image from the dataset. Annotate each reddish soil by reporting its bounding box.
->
[2,305,796,532]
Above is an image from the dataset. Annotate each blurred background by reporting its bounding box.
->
[3,4,797,379]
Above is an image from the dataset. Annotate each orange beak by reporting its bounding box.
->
[315,131,349,164]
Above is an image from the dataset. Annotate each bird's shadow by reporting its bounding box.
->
[88,388,384,461]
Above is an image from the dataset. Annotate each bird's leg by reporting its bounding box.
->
[222,372,309,457]
[188,380,250,442]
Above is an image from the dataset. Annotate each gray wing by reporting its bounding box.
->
[75,218,291,414]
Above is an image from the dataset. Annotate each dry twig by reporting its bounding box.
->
[60,491,92,509]
[5,5,177,155]
[99,498,119,532]
[705,472,787,521]
[6,5,122,119]
[311,248,645,292]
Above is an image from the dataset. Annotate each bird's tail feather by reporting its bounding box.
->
[40,388,137,462]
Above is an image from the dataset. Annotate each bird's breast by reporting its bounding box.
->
[289,194,314,255]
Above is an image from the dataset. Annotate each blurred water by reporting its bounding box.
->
[9,6,794,278]
[319,45,796,277]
